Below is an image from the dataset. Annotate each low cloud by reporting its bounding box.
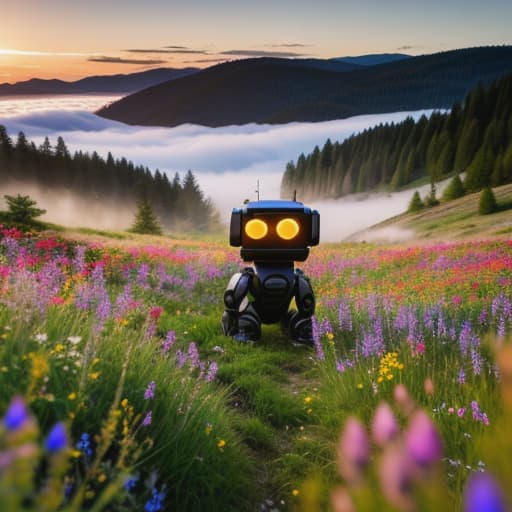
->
[88,56,167,65]
[183,58,228,64]
[220,49,307,58]
[1,97,434,238]
[268,44,310,48]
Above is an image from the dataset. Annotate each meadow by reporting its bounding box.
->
[0,225,511,511]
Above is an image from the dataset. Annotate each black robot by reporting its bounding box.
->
[222,199,320,344]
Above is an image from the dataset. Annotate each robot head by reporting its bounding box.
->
[229,200,320,262]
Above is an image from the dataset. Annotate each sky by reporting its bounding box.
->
[1,0,512,82]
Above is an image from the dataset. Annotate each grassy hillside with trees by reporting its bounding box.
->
[0,126,214,231]
[281,72,512,200]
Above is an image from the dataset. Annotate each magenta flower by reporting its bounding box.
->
[372,402,399,447]
[405,410,443,467]
[464,472,506,512]
[338,417,369,485]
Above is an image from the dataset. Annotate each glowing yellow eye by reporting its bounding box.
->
[276,218,300,240]
[245,219,268,240]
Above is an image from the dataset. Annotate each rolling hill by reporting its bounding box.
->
[0,67,199,96]
[97,46,512,127]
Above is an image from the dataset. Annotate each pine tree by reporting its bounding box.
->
[442,173,465,201]
[407,191,424,213]
[478,187,498,215]
[3,194,46,225]
[131,197,162,235]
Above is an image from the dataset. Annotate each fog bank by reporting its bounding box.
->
[0,97,438,238]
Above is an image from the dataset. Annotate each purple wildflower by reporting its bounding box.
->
[338,299,353,331]
[458,408,466,417]
[137,263,150,288]
[464,472,506,512]
[124,475,138,492]
[471,349,483,376]
[372,402,399,447]
[205,361,218,383]
[187,342,200,369]
[76,433,93,457]
[338,417,369,485]
[176,350,186,368]
[497,316,506,338]
[161,330,176,353]
[144,381,156,400]
[312,317,325,360]
[142,411,152,426]
[458,368,466,385]
[405,410,443,467]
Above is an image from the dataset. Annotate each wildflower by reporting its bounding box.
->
[394,384,415,416]
[142,411,152,426]
[405,410,443,467]
[45,422,68,453]
[68,392,77,400]
[88,372,100,380]
[205,361,218,383]
[121,398,129,408]
[67,336,82,345]
[124,475,138,492]
[292,489,300,496]
[3,396,29,431]
[338,417,369,485]
[378,443,415,511]
[144,381,156,400]
[149,306,163,320]
[35,333,48,343]
[161,330,176,353]
[458,408,466,417]
[463,472,506,512]
[304,396,313,404]
[205,422,213,435]
[217,439,226,449]
[76,433,93,457]
[144,486,166,512]
[372,402,399,447]
[424,378,434,395]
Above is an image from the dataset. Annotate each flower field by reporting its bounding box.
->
[0,225,511,511]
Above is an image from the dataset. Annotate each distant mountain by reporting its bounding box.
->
[0,67,199,96]
[97,46,512,128]
[333,53,411,66]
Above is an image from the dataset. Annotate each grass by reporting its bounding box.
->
[358,183,512,241]
[0,224,511,510]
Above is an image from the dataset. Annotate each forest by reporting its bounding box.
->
[281,72,512,200]
[0,127,214,231]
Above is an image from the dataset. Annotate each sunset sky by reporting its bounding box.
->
[1,0,512,82]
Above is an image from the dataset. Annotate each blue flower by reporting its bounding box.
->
[45,422,68,453]
[3,396,29,431]
[76,432,93,457]
[144,486,166,512]
[464,472,506,512]
[124,475,138,492]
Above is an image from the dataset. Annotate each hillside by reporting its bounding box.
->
[97,46,512,127]
[0,67,198,96]
[282,71,512,199]
[349,183,512,242]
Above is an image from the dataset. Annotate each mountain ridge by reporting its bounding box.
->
[0,67,199,96]
[96,46,512,127]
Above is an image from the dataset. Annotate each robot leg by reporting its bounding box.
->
[289,269,316,345]
[221,268,262,342]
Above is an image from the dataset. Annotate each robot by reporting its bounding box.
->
[222,199,320,344]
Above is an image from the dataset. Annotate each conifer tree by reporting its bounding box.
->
[3,194,46,225]
[407,190,424,213]
[131,197,162,235]
[478,187,498,215]
[442,173,465,201]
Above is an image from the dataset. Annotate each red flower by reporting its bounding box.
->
[149,306,163,320]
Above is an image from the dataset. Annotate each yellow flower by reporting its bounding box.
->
[68,392,77,400]
[98,473,107,483]
[304,396,313,404]
[121,398,129,408]
[55,343,65,353]
[71,449,82,458]
[217,439,226,449]
[326,332,334,341]
[357,383,363,389]
[292,489,300,496]
[205,423,213,435]
[92,358,100,365]
[88,372,100,380]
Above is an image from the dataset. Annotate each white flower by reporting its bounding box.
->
[67,336,82,345]
[35,333,48,343]
[212,345,225,354]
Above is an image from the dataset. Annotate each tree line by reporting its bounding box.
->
[0,127,214,231]
[281,72,512,200]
